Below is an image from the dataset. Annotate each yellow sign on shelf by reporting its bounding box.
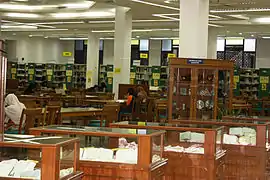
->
[130,78,134,84]
[46,69,53,76]
[66,70,73,77]
[234,76,240,83]
[108,77,113,85]
[63,52,72,57]
[262,83,267,91]
[130,72,136,79]
[167,53,176,58]
[11,68,16,74]
[29,75,33,81]
[140,53,148,59]
[138,122,146,126]
[11,74,16,79]
[107,72,114,78]
[260,76,269,84]
[67,76,71,83]
[28,69,34,75]
[233,82,237,89]
[114,68,121,74]
[154,79,159,87]
[47,75,52,81]
[152,73,160,80]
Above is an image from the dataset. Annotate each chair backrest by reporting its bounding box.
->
[44,106,61,125]
[102,104,120,126]
[20,99,38,108]
[18,108,43,134]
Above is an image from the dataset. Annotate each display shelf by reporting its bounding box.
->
[110,121,225,180]
[29,125,167,180]
[168,58,234,121]
[73,64,86,89]
[171,118,269,180]
[239,68,259,99]
[0,135,82,180]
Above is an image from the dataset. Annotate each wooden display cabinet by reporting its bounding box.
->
[110,121,226,180]
[29,125,167,180]
[168,58,234,121]
[171,119,269,180]
[0,135,83,180]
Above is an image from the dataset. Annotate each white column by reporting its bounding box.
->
[86,32,100,88]
[113,7,132,99]
[179,0,209,58]
[103,40,114,65]
[149,40,161,66]
[207,28,217,59]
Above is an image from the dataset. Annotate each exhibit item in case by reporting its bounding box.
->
[0,135,83,180]
[110,121,226,180]
[29,125,168,180]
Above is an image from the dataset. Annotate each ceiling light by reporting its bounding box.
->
[253,17,270,23]
[92,30,115,33]
[5,13,40,18]
[61,1,95,9]
[153,14,179,21]
[32,21,84,25]
[136,36,140,38]
[239,33,243,35]
[51,11,114,18]
[44,36,48,39]
[211,8,270,13]
[29,34,33,37]
[100,38,114,40]
[164,0,170,3]
[262,37,270,39]
[1,25,37,29]
[60,37,88,40]
[150,37,178,40]
[208,24,223,27]
[0,3,56,11]
[131,0,179,11]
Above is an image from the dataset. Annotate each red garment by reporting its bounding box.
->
[126,95,133,106]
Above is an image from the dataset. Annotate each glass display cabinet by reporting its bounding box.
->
[29,126,167,180]
[0,135,83,180]
[171,119,269,180]
[110,121,226,180]
[168,58,234,121]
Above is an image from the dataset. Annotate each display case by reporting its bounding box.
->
[29,126,167,180]
[168,58,234,121]
[110,121,226,180]
[0,135,83,180]
[171,119,269,180]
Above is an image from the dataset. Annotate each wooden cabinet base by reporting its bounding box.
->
[163,152,225,180]
[224,145,266,180]
[79,160,167,180]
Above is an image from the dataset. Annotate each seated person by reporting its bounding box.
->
[120,88,134,114]
[24,82,36,95]
[4,94,26,130]
[136,86,147,103]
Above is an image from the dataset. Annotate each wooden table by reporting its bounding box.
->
[60,107,103,117]
[84,99,126,107]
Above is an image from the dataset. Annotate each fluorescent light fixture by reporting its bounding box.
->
[5,13,40,18]
[131,0,179,11]
[153,14,179,21]
[239,33,243,35]
[1,28,68,32]
[0,3,56,11]
[1,25,37,29]
[100,37,114,40]
[251,34,254,37]
[32,21,84,25]
[61,1,95,9]
[262,37,270,39]
[91,30,115,33]
[150,37,178,40]
[60,37,88,40]
[211,8,270,13]
[208,24,223,27]
[253,17,270,23]
[92,29,172,33]
[51,11,114,18]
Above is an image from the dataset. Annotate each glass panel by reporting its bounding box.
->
[173,68,191,119]
[224,126,257,146]
[60,143,75,177]
[152,134,163,164]
[197,69,216,120]
[162,39,172,51]
[0,147,42,179]
[139,39,149,51]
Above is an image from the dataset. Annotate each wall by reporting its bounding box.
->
[103,40,114,65]
[149,40,161,66]
[7,37,74,64]
[256,39,270,68]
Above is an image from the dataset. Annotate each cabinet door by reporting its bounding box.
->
[169,67,192,120]
[194,69,218,120]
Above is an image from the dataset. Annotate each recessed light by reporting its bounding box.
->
[136,35,140,38]
[239,33,243,35]
[44,36,48,39]
[251,34,254,37]
[29,34,33,37]
[164,0,170,3]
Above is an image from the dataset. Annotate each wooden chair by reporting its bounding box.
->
[119,97,135,121]
[44,106,61,125]
[102,104,120,127]
[20,99,38,108]
[18,108,43,134]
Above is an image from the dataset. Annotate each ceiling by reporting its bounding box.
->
[2,0,270,39]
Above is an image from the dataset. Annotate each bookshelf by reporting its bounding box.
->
[239,68,259,99]
[73,64,86,89]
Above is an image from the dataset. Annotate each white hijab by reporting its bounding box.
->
[4,94,26,125]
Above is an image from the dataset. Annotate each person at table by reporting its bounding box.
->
[136,86,147,103]
[99,82,107,92]
[120,88,135,114]
[4,94,26,130]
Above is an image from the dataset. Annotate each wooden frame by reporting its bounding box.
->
[110,121,225,180]
[0,136,82,180]
[170,119,269,180]
[168,58,234,122]
[29,125,167,180]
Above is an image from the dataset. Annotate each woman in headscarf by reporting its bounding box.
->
[4,94,26,129]
[136,86,147,103]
